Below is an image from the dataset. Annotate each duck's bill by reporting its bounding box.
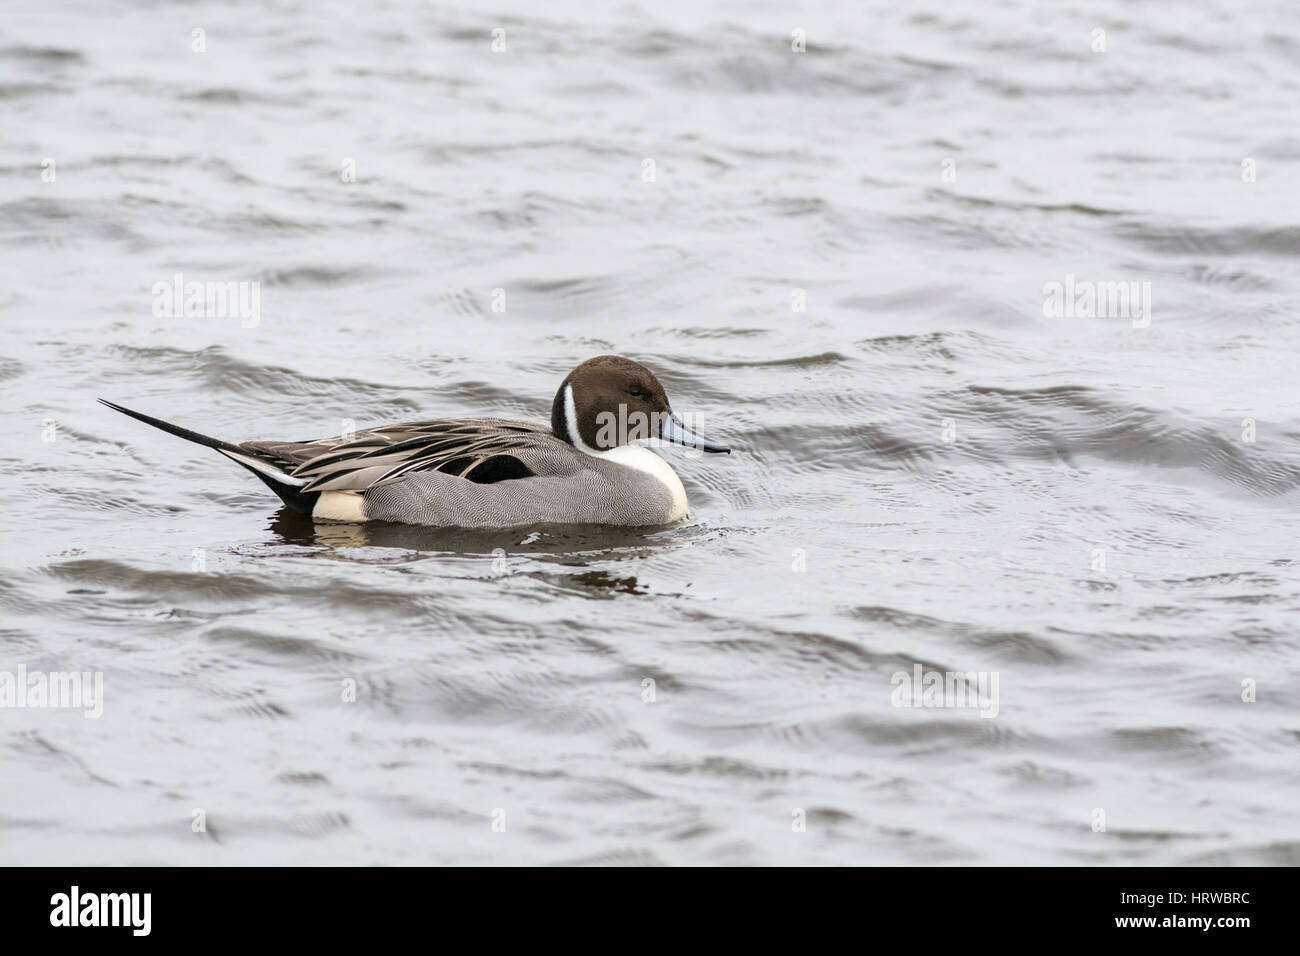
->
[660,414,731,454]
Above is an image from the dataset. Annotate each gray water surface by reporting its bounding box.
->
[2,0,1299,865]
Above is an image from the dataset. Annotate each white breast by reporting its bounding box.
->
[599,444,689,522]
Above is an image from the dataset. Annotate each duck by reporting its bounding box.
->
[99,355,730,527]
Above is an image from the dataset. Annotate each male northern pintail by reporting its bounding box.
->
[99,355,730,527]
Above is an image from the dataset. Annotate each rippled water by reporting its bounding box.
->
[2,0,1299,865]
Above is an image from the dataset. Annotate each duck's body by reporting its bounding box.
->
[249,415,689,526]
[100,356,729,528]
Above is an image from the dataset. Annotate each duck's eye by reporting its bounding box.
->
[628,388,643,398]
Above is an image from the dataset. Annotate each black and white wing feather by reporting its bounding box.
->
[241,418,557,493]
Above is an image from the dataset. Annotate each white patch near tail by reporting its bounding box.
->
[217,448,309,486]
[313,491,368,522]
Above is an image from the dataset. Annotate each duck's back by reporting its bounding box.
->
[242,417,574,492]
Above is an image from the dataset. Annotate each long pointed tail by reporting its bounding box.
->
[99,398,247,456]
[98,399,319,514]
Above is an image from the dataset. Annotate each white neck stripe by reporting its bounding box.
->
[564,383,600,456]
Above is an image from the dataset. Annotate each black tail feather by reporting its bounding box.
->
[244,472,322,516]
[97,398,245,455]
[98,399,322,515]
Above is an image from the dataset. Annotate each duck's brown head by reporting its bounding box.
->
[550,355,730,454]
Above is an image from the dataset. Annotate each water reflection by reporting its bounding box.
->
[266,508,703,560]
